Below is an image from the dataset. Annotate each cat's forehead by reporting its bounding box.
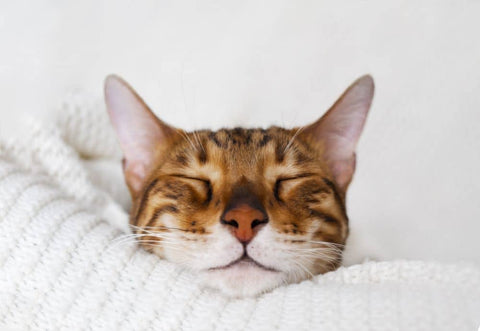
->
[160,126,323,181]
[204,127,290,150]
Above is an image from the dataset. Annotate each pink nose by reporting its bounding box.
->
[221,204,268,243]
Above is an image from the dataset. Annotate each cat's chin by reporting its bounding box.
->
[199,260,286,297]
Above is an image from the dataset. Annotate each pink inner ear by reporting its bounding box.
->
[304,75,374,192]
[104,75,175,195]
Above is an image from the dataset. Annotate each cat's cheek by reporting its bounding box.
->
[247,227,298,274]
[248,226,317,278]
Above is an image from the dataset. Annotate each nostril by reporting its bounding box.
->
[251,218,269,229]
[221,218,239,228]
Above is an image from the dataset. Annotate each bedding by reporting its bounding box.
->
[1,92,479,330]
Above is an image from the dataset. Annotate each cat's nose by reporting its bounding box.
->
[221,204,268,243]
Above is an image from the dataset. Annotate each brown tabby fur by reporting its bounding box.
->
[131,126,348,273]
[105,74,373,295]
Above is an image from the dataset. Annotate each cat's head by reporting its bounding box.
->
[105,74,374,297]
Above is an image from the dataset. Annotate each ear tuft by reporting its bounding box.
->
[302,75,374,194]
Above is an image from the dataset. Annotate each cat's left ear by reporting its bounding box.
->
[104,75,177,196]
[302,75,374,194]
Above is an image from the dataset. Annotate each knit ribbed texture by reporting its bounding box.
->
[1,91,479,330]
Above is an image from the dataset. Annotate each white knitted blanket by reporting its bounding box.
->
[1,93,479,331]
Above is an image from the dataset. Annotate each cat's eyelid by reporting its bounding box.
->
[168,174,210,183]
[276,173,316,182]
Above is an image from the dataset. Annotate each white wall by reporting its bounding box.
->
[1,0,479,264]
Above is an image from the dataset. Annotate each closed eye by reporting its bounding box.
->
[274,174,316,201]
[169,174,210,183]
[275,173,315,185]
[168,174,212,203]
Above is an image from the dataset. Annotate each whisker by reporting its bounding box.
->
[284,252,334,259]
[129,224,189,233]
[129,226,168,235]
[305,240,345,247]
[283,126,304,154]
[193,131,206,154]
[176,129,197,151]
[113,231,175,240]
[134,241,186,248]
[281,245,343,266]
[109,233,178,248]
[284,252,339,262]
[291,259,314,279]
[285,246,343,256]
[286,247,344,255]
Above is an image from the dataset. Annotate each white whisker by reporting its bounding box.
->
[283,126,304,154]
[193,131,206,154]
[176,129,197,151]
[129,224,189,233]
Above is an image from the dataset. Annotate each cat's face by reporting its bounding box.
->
[105,75,374,297]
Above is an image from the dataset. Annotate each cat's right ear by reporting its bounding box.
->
[104,75,176,196]
[301,75,374,195]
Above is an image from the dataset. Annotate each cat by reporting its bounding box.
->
[104,74,374,297]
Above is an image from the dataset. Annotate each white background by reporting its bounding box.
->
[1,0,479,264]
